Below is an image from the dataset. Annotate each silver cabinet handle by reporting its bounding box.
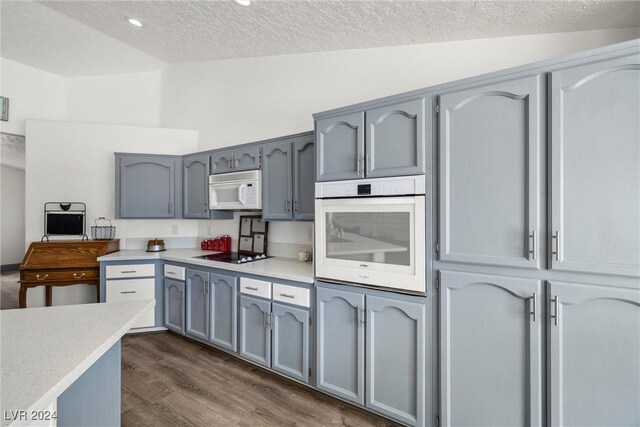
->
[285,200,291,213]
[528,230,537,260]
[245,286,258,291]
[293,199,299,213]
[204,202,208,212]
[530,292,537,322]
[356,155,361,176]
[551,295,560,326]
[366,154,371,174]
[234,158,239,169]
[279,293,295,299]
[552,230,560,261]
[166,271,176,275]
[121,270,137,274]
[121,291,137,294]
[357,306,365,326]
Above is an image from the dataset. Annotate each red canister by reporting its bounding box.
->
[207,239,215,250]
[224,235,232,253]
[200,239,208,250]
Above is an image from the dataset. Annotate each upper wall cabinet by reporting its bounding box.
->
[549,54,640,277]
[262,134,314,221]
[315,99,428,182]
[115,154,180,219]
[183,154,210,219]
[211,146,261,174]
[438,75,542,269]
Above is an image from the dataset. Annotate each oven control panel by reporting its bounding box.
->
[316,175,426,198]
[357,184,371,195]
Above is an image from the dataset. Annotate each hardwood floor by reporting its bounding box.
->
[122,332,399,427]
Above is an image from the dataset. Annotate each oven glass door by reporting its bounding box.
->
[315,196,426,292]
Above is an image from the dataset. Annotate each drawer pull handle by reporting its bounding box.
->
[120,291,137,294]
[166,271,176,275]
[279,293,295,299]
[73,272,86,279]
[121,270,137,274]
[245,286,259,291]
[36,274,49,281]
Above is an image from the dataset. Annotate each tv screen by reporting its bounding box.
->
[46,213,84,235]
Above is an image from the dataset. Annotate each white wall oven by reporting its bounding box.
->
[315,175,427,293]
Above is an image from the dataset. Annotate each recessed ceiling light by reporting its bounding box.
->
[233,0,252,6]
[127,17,143,28]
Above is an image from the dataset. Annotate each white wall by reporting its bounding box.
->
[1,165,25,265]
[65,71,163,127]
[161,27,639,150]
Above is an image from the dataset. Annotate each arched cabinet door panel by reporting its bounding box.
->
[439,270,542,427]
[164,279,185,334]
[438,75,542,269]
[183,154,209,219]
[548,281,640,426]
[549,54,640,277]
[271,302,310,383]
[239,295,271,368]
[262,141,293,220]
[316,112,365,182]
[185,269,208,341]
[208,272,237,352]
[292,138,315,220]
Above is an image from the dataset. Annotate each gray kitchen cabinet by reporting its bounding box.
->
[292,138,315,220]
[316,111,365,181]
[271,302,310,383]
[548,281,640,426]
[164,279,185,334]
[262,141,293,220]
[185,269,209,341]
[262,135,315,221]
[438,75,542,269]
[316,286,365,405]
[239,295,271,368]
[211,146,261,174]
[208,272,238,352]
[549,53,640,277]
[115,154,180,219]
[365,98,426,178]
[439,270,542,427]
[183,154,209,219]
[366,294,426,427]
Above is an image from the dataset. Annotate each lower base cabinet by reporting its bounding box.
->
[209,272,238,352]
[186,269,209,340]
[316,284,426,426]
[549,281,640,427]
[239,295,311,383]
[439,270,542,427]
[164,279,185,334]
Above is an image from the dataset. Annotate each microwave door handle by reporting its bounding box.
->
[238,184,247,205]
[209,187,218,209]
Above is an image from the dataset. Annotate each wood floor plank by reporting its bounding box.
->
[122,332,399,427]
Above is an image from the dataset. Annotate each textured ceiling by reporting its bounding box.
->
[2,1,639,76]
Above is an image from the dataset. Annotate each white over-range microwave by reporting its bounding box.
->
[209,170,262,210]
[315,175,427,293]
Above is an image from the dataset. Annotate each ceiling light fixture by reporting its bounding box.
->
[127,17,144,28]
[233,0,252,6]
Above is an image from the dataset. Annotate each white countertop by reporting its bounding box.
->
[0,300,154,426]
[98,248,314,283]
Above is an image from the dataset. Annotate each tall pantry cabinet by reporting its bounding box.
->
[436,47,639,427]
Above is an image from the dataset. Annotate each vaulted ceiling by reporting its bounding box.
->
[2,1,639,76]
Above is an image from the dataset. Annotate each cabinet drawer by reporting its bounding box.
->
[240,278,271,299]
[22,269,97,282]
[106,279,155,328]
[272,283,310,308]
[164,264,185,281]
[105,263,155,279]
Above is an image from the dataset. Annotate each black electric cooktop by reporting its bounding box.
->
[195,252,269,264]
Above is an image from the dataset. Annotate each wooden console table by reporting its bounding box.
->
[19,240,120,308]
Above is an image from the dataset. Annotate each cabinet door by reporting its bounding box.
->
[366,295,425,426]
[210,150,234,174]
[118,155,177,218]
[365,98,426,178]
[316,286,365,405]
[293,138,315,221]
[183,154,210,219]
[185,269,209,341]
[550,54,640,277]
[239,295,271,368]
[271,302,310,383]
[440,271,542,427]
[232,146,261,171]
[549,281,640,427]
[209,272,237,352]
[316,112,365,181]
[261,141,293,220]
[438,75,542,269]
[164,279,185,334]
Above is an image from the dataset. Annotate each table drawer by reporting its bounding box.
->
[240,278,271,299]
[106,279,155,328]
[272,283,310,308]
[22,269,98,282]
[164,264,185,281]
[105,263,155,279]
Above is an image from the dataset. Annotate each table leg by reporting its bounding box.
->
[95,283,100,303]
[45,286,53,307]
[19,284,27,308]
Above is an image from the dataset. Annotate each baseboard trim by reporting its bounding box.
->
[1,263,20,272]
